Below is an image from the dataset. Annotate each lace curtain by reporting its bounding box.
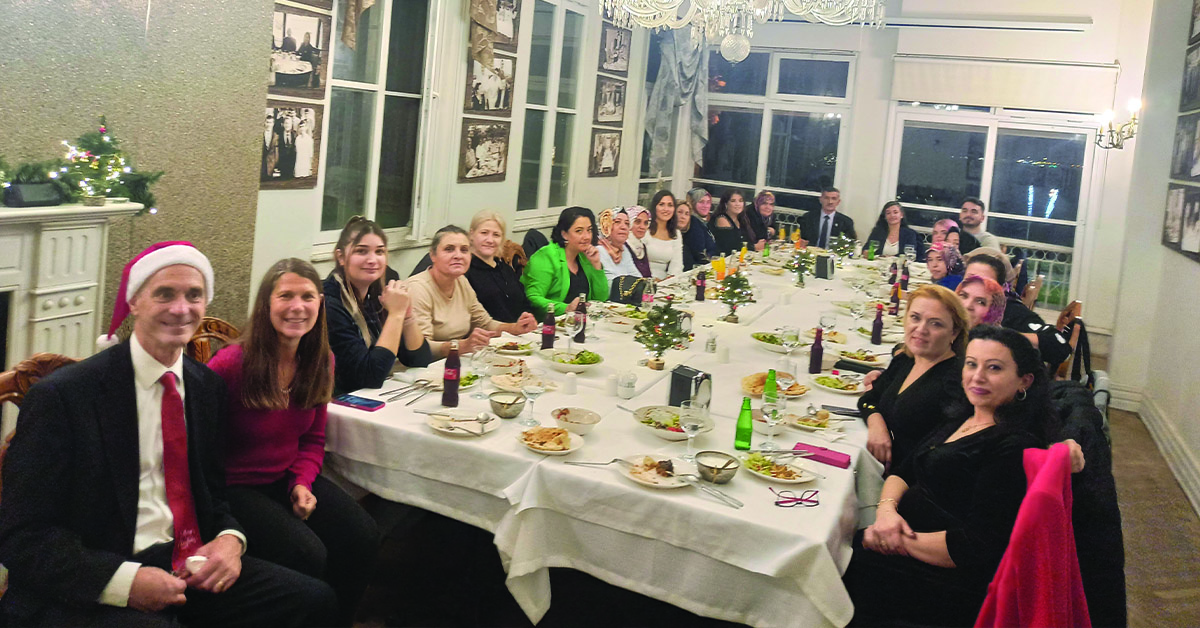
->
[643,29,708,179]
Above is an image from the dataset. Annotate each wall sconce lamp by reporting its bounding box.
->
[1095,98,1140,150]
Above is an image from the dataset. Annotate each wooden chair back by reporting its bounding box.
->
[1022,274,1045,310]
[187,317,240,363]
[0,353,80,597]
[1055,300,1084,379]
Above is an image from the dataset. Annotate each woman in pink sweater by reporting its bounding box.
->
[209,258,378,626]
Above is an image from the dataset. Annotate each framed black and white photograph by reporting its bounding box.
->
[598,22,632,76]
[465,53,515,116]
[261,100,323,190]
[1182,187,1200,256]
[1171,113,1200,181]
[594,76,627,126]
[1165,185,1186,246]
[291,0,334,11]
[1184,43,1200,111]
[459,119,510,183]
[588,128,621,177]
[1191,0,1200,45]
[494,0,521,53]
[269,4,331,100]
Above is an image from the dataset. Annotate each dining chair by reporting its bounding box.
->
[186,316,241,363]
[0,352,80,600]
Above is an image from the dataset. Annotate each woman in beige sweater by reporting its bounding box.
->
[406,225,537,357]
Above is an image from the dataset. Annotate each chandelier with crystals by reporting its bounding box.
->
[601,0,886,62]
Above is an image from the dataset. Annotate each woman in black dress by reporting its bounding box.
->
[858,285,970,469]
[843,326,1057,626]
[464,210,532,323]
[708,189,765,255]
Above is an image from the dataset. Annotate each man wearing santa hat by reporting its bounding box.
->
[0,242,337,627]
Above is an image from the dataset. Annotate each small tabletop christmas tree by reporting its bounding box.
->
[785,248,816,287]
[717,270,754,323]
[829,233,857,262]
[63,117,163,215]
[634,296,692,370]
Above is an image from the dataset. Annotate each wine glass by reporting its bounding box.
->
[679,400,706,462]
[780,326,801,362]
[586,305,602,341]
[904,245,917,264]
[849,299,866,326]
[470,346,495,400]
[566,312,582,353]
[819,310,838,332]
[760,397,782,451]
[520,372,547,428]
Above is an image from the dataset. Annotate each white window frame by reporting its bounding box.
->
[312,0,439,253]
[514,0,587,230]
[879,102,1099,303]
[695,49,854,211]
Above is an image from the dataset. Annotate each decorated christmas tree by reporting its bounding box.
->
[634,297,692,369]
[62,117,163,214]
[717,270,754,322]
[785,248,817,287]
[829,233,857,259]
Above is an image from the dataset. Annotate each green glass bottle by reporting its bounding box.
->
[763,369,778,405]
[763,241,770,260]
[734,397,754,450]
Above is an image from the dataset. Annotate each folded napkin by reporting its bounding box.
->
[793,441,851,469]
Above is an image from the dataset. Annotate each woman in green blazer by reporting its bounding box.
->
[522,206,610,318]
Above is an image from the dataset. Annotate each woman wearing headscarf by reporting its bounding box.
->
[624,205,653,278]
[683,188,718,263]
[926,242,964,289]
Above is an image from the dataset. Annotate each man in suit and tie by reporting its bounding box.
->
[798,187,858,249]
[0,242,336,627]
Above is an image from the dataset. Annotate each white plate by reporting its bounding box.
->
[618,455,689,488]
[750,332,790,354]
[803,329,850,345]
[632,405,713,441]
[426,414,499,436]
[810,373,865,396]
[784,412,839,433]
[739,455,816,484]
[836,351,891,369]
[601,318,638,333]
[518,429,584,455]
[853,327,905,344]
[490,372,559,393]
[494,342,534,356]
[537,348,605,374]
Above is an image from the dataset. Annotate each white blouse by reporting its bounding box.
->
[882,239,900,257]
[643,234,683,280]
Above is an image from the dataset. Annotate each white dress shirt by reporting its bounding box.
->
[643,234,683,280]
[100,335,245,607]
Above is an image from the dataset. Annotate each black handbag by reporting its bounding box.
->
[610,275,650,305]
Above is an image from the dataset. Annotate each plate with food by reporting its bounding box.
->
[491,367,559,393]
[740,372,810,398]
[494,340,535,356]
[785,409,837,432]
[854,326,905,344]
[803,328,848,344]
[426,413,499,436]
[810,372,864,395]
[837,349,890,368]
[751,331,790,354]
[601,317,638,333]
[758,266,786,276]
[632,405,713,441]
[518,426,583,455]
[740,453,816,484]
[538,348,604,373]
[619,455,689,488]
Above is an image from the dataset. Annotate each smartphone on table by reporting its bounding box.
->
[332,394,385,412]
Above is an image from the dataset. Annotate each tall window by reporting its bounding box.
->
[693,51,852,214]
[517,0,584,211]
[321,0,430,232]
[885,104,1097,307]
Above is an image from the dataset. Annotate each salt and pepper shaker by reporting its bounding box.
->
[563,372,578,395]
[618,372,638,399]
[606,374,619,396]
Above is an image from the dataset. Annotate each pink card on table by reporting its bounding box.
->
[792,442,851,469]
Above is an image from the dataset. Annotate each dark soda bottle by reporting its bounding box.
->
[808,328,824,374]
[871,304,884,345]
[574,294,587,344]
[541,310,556,349]
[442,340,460,408]
[695,271,706,301]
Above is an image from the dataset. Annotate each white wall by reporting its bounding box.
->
[1110,0,1200,514]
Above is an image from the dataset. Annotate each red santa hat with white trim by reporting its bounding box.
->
[96,241,215,350]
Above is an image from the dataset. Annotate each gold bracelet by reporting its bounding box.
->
[877,497,898,509]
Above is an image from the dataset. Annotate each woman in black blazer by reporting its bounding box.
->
[863,201,926,261]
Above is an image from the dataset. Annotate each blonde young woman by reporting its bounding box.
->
[464,210,532,322]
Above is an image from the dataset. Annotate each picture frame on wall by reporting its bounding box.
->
[261,100,324,190]
[1170,113,1200,181]
[1183,43,1200,111]
[1176,184,1200,257]
[1165,185,1186,247]
[269,4,332,100]
[494,0,521,53]
[1191,0,1200,45]
[594,76,626,126]
[465,53,515,117]
[459,118,511,183]
[588,128,621,177]
[598,22,632,76]
[291,0,334,11]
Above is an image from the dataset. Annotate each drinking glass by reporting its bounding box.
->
[566,312,582,353]
[849,299,866,326]
[586,305,602,341]
[679,400,706,462]
[520,382,546,428]
[904,245,917,264]
[470,346,495,399]
[760,397,782,451]
[781,326,801,362]
[819,310,838,331]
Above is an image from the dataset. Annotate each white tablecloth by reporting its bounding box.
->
[326,261,890,626]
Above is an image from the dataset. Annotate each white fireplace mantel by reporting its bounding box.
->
[1,202,143,366]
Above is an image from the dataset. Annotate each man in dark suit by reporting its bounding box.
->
[0,242,336,627]
[798,187,857,248]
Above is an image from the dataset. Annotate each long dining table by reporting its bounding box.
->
[324,255,902,627]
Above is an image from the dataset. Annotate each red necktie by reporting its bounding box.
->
[160,372,202,572]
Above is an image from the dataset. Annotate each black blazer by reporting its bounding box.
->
[0,343,243,613]
[797,210,857,246]
[862,225,927,262]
